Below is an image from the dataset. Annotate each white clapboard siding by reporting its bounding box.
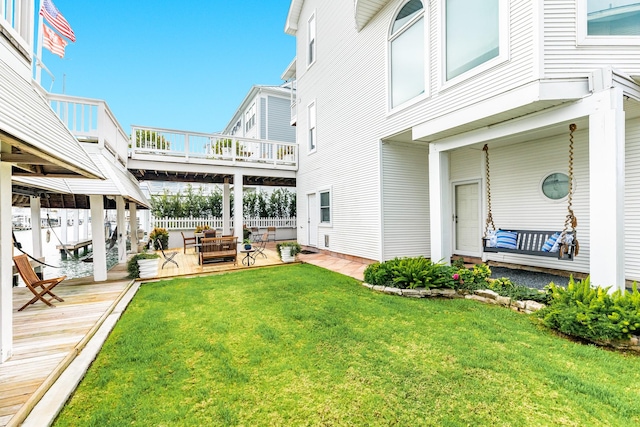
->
[450,148,483,183]
[382,142,430,260]
[267,96,296,143]
[625,120,640,280]
[292,0,539,261]
[543,2,640,77]
[481,130,590,273]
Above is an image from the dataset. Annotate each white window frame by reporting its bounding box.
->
[319,188,332,226]
[307,100,316,154]
[440,0,510,89]
[387,0,428,113]
[245,103,256,132]
[577,1,640,45]
[307,12,316,68]
[0,0,33,54]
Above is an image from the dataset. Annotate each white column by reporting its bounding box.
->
[60,209,68,244]
[90,195,107,281]
[30,197,42,259]
[116,197,126,264]
[428,144,451,264]
[589,87,625,291]
[72,209,80,242]
[0,160,13,362]
[223,179,231,235]
[129,203,138,254]
[234,173,243,241]
[82,209,89,239]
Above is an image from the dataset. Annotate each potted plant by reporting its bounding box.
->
[276,241,301,263]
[127,252,160,279]
[149,227,169,250]
[195,224,210,234]
[243,238,252,250]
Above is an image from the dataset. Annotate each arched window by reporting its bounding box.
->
[390,0,425,109]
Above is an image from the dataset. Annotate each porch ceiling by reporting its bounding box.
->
[130,169,296,188]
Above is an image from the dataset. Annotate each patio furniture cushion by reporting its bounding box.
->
[495,230,518,249]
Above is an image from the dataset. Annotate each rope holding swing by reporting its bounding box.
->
[560,123,579,258]
[483,144,496,237]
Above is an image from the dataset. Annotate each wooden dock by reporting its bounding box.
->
[55,239,92,260]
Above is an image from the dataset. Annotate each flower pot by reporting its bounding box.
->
[244,244,252,250]
[137,258,159,279]
[280,246,294,263]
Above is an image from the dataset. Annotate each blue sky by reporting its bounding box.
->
[38,0,295,134]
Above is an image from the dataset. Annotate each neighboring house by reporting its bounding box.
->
[222,84,296,143]
[0,1,105,362]
[285,0,640,290]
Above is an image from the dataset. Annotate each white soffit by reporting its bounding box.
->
[355,0,389,31]
[285,0,304,35]
[13,151,150,208]
[0,58,103,179]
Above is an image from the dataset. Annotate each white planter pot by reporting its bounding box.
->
[280,246,294,263]
[137,258,159,279]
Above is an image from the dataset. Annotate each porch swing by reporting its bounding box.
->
[482,124,579,261]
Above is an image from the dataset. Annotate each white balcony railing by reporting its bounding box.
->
[131,126,298,170]
[47,93,130,165]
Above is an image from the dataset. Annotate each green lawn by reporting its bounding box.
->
[54,264,640,426]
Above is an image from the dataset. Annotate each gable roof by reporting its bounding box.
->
[0,58,103,179]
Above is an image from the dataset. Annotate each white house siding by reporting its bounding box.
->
[260,98,267,140]
[625,119,640,280]
[381,142,430,260]
[267,96,296,143]
[292,0,541,261]
[543,2,640,77]
[479,131,590,273]
[450,148,482,182]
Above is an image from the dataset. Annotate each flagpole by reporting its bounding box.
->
[35,2,44,84]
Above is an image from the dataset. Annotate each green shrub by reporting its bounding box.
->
[149,227,169,249]
[451,263,492,292]
[276,242,301,260]
[363,257,458,289]
[487,277,549,304]
[537,277,640,341]
[127,252,160,278]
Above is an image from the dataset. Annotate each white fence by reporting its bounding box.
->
[151,217,297,230]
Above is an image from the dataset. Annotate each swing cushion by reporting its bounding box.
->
[541,232,561,252]
[495,230,518,249]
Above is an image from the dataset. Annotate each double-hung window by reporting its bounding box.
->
[308,13,316,67]
[308,101,316,153]
[579,1,640,44]
[389,0,425,109]
[245,103,256,132]
[320,190,331,224]
[445,0,505,82]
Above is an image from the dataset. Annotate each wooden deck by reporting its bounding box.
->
[0,243,284,426]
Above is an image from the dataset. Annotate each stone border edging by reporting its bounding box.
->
[361,282,640,353]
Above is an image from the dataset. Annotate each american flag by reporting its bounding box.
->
[42,23,67,58]
[39,0,76,42]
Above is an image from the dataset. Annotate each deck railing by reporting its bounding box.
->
[152,216,297,230]
[131,126,298,171]
[47,93,130,164]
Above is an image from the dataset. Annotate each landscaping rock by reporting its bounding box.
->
[475,289,499,300]
[402,289,424,298]
[431,288,457,298]
[372,285,385,292]
[383,287,402,296]
[466,294,492,304]
[496,296,512,307]
[524,301,545,312]
[362,282,374,289]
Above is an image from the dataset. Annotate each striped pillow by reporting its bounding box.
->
[541,232,561,252]
[495,230,518,249]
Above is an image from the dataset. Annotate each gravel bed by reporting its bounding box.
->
[490,267,569,290]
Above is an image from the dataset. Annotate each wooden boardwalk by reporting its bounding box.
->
[0,244,284,426]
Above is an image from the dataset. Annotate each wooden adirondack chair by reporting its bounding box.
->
[13,254,66,311]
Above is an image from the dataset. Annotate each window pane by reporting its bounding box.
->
[320,192,330,206]
[542,173,569,200]
[321,208,330,223]
[392,0,423,34]
[391,17,425,108]
[446,0,499,80]
[587,1,640,35]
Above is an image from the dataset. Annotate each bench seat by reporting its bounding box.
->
[199,236,238,266]
[483,229,574,260]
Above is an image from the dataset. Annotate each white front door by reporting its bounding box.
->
[307,193,318,247]
[454,182,480,255]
